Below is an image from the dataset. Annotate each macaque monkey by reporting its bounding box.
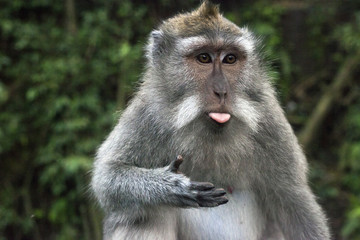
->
[91,1,330,239]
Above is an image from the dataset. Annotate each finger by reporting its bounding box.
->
[180,197,200,208]
[169,155,184,173]
[190,181,215,191]
[197,188,226,198]
[198,201,218,207]
[216,196,229,206]
[198,196,228,207]
[174,193,199,208]
[210,188,226,197]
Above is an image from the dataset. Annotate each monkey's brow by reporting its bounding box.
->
[176,36,208,51]
[176,36,254,56]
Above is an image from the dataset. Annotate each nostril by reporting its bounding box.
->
[213,90,227,104]
[214,90,227,98]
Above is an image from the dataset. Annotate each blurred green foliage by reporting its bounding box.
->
[0,0,360,239]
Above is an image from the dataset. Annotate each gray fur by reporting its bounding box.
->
[91,2,330,240]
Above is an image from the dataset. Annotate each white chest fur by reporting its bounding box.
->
[179,190,265,240]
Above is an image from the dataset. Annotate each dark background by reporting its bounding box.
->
[1,0,360,239]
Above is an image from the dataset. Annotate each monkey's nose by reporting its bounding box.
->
[214,90,227,104]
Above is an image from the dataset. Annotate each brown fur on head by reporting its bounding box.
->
[160,0,241,37]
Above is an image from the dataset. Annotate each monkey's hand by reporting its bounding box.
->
[165,155,228,208]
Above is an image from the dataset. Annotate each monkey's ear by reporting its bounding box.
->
[151,30,163,43]
[146,30,167,63]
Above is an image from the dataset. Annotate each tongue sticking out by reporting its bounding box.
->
[208,113,231,124]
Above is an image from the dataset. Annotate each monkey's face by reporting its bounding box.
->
[146,3,268,133]
[168,34,263,132]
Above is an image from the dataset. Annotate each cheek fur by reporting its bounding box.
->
[232,97,261,132]
[172,95,202,130]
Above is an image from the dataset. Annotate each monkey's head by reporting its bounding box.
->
[144,1,273,133]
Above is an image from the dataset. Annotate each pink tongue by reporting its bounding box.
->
[209,113,231,123]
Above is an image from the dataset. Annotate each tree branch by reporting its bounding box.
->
[65,0,77,35]
[298,53,360,151]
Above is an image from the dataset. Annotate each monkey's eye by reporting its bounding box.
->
[196,53,212,64]
[223,54,237,64]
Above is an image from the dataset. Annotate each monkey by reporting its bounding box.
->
[91,1,331,239]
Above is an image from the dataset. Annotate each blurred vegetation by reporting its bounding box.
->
[0,0,359,239]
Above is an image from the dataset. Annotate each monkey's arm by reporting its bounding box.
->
[264,182,330,240]
[91,155,227,215]
[258,146,330,239]
[256,104,330,239]
[257,156,330,240]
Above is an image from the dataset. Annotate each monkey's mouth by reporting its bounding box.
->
[208,112,231,124]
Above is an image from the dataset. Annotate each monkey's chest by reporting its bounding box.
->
[178,190,265,240]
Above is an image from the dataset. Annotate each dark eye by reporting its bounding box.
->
[196,53,212,64]
[223,54,237,64]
